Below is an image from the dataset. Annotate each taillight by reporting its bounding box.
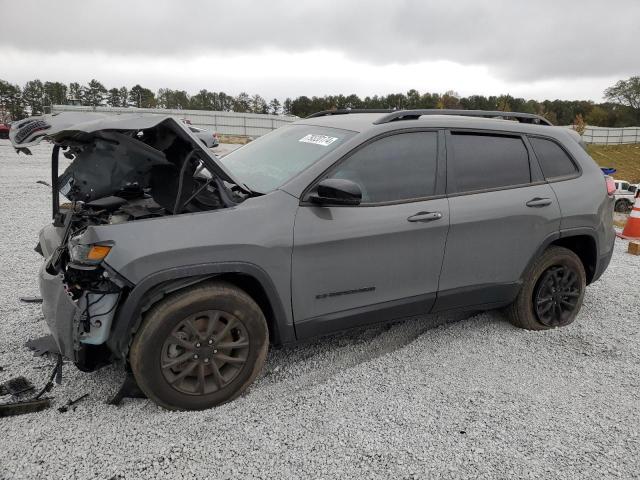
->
[605,176,616,196]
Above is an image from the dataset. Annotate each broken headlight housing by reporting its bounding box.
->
[69,243,112,265]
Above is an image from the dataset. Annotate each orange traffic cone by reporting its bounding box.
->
[620,194,640,240]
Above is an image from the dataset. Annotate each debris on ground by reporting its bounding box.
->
[0,397,51,417]
[0,355,62,418]
[0,376,34,396]
[108,372,146,406]
[57,393,88,413]
[25,334,59,357]
[18,296,43,304]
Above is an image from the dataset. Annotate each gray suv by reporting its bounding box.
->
[10,109,615,410]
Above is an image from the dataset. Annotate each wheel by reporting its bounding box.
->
[130,281,268,410]
[615,199,632,213]
[507,246,586,330]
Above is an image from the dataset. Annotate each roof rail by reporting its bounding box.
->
[372,109,553,126]
[305,109,395,119]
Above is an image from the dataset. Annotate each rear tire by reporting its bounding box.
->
[507,246,586,330]
[130,281,268,410]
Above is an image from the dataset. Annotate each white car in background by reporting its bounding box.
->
[614,180,634,193]
[613,179,637,213]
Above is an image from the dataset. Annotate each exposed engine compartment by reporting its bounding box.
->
[10,112,252,235]
[44,118,251,281]
[55,125,248,227]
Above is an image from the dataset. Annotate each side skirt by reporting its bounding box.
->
[294,282,522,340]
[431,282,521,313]
[295,293,436,340]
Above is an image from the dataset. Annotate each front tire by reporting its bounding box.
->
[507,246,586,330]
[130,281,268,410]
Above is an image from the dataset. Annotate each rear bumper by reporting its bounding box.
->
[38,263,81,361]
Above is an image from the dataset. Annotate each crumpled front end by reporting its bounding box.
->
[14,111,254,371]
[37,224,127,370]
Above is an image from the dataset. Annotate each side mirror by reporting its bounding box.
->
[309,178,362,206]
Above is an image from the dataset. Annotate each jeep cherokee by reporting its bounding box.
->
[10,109,615,410]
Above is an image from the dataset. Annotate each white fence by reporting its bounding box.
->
[580,126,640,145]
[51,105,298,137]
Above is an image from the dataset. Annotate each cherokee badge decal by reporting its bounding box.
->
[316,286,376,299]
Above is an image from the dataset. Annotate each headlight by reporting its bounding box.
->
[69,244,112,265]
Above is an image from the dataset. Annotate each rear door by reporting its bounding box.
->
[434,130,561,311]
[292,130,449,338]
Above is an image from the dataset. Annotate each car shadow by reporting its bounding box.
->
[254,309,484,392]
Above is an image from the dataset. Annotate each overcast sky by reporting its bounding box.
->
[1,0,638,101]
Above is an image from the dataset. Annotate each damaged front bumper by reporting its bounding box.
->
[39,264,79,361]
[39,262,122,369]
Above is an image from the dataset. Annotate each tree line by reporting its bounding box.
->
[1,76,639,127]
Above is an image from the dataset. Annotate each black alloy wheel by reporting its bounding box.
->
[533,265,581,327]
[506,246,586,330]
[130,281,268,410]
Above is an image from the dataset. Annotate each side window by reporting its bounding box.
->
[327,132,438,203]
[449,133,531,193]
[529,137,578,179]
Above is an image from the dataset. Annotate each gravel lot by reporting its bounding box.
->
[1,140,639,479]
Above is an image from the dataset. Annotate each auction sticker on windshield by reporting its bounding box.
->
[299,134,339,147]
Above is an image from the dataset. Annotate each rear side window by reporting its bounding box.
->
[448,133,531,193]
[327,132,438,203]
[529,137,578,179]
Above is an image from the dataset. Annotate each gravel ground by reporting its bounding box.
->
[0,140,639,479]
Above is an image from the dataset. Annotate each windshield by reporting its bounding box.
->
[220,124,355,193]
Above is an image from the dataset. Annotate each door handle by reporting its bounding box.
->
[526,197,552,208]
[407,211,443,222]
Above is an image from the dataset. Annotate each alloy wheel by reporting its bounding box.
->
[533,265,581,327]
[160,310,250,395]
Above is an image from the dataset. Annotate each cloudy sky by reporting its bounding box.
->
[1,0,638,101]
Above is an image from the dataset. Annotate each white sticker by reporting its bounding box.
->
[299,134,338,147]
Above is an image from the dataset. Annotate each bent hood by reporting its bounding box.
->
[9,111,244,189]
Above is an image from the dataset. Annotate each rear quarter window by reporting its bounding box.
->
[529,137,578,179]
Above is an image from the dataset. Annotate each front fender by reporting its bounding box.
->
[107,261,295,360]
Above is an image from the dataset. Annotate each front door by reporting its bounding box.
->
[292,130,449,338]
